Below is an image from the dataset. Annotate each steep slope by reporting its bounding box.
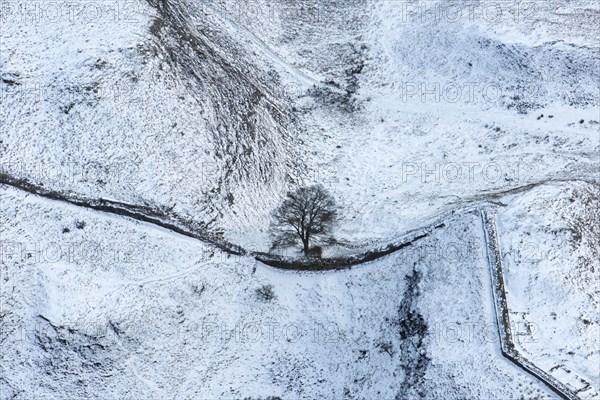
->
[0,0,308,245]
[497,181,600,398]
[1,0,598,248]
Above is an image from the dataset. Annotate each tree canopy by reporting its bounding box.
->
[271,185,337,256]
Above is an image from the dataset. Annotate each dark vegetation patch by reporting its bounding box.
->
[307,42,368,113]
[256,284,276,301]
[394,267,430,399]
[33,315,126,387]
[144,0,302,186]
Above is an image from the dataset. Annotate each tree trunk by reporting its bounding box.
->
[302,238,309,256]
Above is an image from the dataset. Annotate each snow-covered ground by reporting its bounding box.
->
[1,0,598,249]
[1,0,598,397]
[0,185,562,399]
[498,181,600,398]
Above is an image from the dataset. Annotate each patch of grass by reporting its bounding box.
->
[255,284,276,301]
[149,17,165,37]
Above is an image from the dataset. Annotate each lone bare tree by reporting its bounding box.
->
[271,185,337,256]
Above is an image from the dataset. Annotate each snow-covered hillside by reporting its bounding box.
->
[1,0,598,398]
[0,185,567,399]
[498,181,599,398]
[1,0,598,247]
